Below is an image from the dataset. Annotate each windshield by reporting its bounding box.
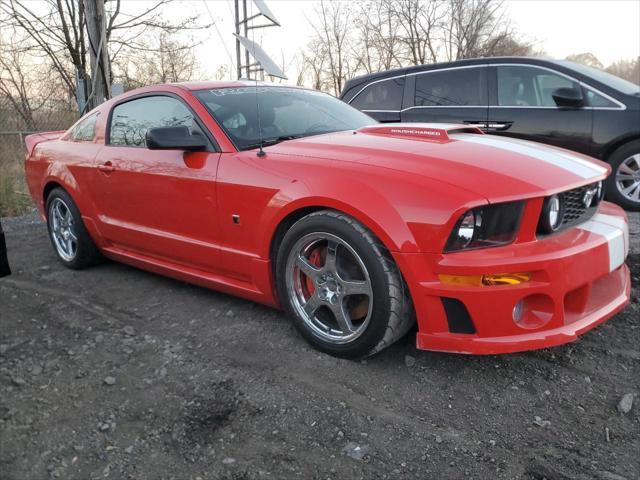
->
[194,86,377,150]
[558,60,640,95]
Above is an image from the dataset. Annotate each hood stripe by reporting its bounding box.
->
[454,134,606,179]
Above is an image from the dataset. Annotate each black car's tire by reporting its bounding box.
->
[275,210,414,359]
[605,140,640,211]
[45,188,100,269]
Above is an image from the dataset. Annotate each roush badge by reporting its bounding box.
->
[582,185,599,208]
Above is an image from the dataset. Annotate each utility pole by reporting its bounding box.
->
[234,0,241,79]
[234,0,281,80]
[83,0,111,111]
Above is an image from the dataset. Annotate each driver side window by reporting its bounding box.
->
[497,66,580,107]
[109,96,203,147]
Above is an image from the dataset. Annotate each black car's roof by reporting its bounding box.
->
[340,56,628,100]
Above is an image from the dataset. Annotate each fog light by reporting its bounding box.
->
[539,194,564,233]
[513,300,524,321]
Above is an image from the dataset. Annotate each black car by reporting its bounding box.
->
[340,57,640,211]
[0,221,10,277]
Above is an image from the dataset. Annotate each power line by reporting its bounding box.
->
[201,0,235,77]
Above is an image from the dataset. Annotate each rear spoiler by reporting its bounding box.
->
[24,130,66,157]
[358,123,484,142]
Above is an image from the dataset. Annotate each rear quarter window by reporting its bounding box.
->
[69,113,98,142]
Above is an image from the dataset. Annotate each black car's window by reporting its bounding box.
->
[350,77,405,110]
[414,67,487,107]
[109,96,202,147]
[586,89,619,108]
[557,60,639,95]
[194,87,376,151]
[70,113,98,142]
[497,66,580,107]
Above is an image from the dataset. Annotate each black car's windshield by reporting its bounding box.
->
[558,60,640,95]
[194,86,377,150]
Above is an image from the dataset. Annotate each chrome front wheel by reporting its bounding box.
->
[48,197,78,262]
[285,232,374,344]
[276,211,415,358]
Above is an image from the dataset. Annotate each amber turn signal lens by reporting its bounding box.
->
[482,273,531,286]
[439,273,531,287]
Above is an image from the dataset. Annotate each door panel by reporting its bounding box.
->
[401,66,488,128]
[89,94,222,272]
[91,147,221,271]
[488,65,593,155]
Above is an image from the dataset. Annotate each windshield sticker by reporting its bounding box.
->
[209,86,322,97]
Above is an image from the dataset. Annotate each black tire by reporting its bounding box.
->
[604,140,640,211]
[275,210,414,359]
[45,188,100,269]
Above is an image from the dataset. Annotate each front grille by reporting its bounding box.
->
[562,184,597,227]
[537,183,600,235]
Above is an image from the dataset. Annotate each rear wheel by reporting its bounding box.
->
[276,210,414,359]
[46,188,100,269]
[605,140,640,211]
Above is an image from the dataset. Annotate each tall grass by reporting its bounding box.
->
[1,134,33,217]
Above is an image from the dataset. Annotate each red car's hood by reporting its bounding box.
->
[269,124,610,203]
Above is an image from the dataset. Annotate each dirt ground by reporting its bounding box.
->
[1,212,638,480]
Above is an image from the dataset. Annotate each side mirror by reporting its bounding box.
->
[146,126,207,151]
[552,87,584,108]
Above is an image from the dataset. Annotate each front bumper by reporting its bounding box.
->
[398,202,631,354]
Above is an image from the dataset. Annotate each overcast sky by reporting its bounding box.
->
[156,0,640,83]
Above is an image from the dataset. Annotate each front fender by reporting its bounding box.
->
[256,160,484,258]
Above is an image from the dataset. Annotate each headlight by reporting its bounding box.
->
[538,194,564,233]
[445,201,525,252]
[457,210,479,248]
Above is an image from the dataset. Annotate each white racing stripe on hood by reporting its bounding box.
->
[454,134,607,179]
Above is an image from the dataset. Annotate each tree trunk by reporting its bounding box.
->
[83,0,111,109]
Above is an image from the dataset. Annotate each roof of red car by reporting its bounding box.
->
[174,80,300,91]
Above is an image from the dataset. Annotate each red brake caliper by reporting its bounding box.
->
[303,248,323,296]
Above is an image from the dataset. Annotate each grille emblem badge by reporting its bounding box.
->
[582,187,598,208]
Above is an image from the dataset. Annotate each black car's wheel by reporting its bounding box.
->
[275,210,414,359]
[45,188,100,269]
[605,140,640,211]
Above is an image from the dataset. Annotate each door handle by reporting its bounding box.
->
[97,161,115,173]
[463,121,487,127]
[486,122,513,131]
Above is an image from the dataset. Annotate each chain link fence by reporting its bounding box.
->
[0,96,78,216]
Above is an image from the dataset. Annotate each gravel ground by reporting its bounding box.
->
[0,211,638,480]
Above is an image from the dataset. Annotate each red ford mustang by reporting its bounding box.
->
[24,81,631,358]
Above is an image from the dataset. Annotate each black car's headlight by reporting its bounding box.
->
[444,201,525,252]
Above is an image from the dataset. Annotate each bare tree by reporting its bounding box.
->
[0,0,208,110]
[309,0,361,96]
[299,0,534,94]
[0,38,41,130]
[606,57,640,85]
[355,1,403,73]
[565,52,604,69]
[114,32,201,89]
[390,0,443,65]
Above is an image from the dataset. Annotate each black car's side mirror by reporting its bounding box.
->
[552,87,584,108]
[146,126,207,151]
